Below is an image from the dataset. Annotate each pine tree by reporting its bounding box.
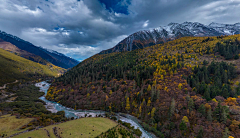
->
[140,87,143,97]
[214,102,222,121]
[222,71,228,84]
[221,108,227,124]
[222,88,229,98]
[151,85,155,101]
[222,127,229,138]
[188,98,194,111]
[207,109,212,122]
[198,104,206,117]
[169,98,175,118]
[204,87,211,101]
[179,120,187,131]
[133,80,136,90]
[234,54,239,59]
[156,90,160,100]
[196,126,204,138]
[210,86,217,99]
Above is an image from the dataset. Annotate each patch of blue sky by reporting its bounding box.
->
[98,0,131,15]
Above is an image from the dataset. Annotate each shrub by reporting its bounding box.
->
[234,54,239,59]
[133,128,142,137]
[118,120,123,124]
[143,123,150,131]
[111,116,117,121]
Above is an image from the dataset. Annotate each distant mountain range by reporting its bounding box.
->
[99,22,240,54]
[0,31,79,69]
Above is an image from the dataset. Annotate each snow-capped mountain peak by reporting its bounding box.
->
[208,22,226,28]
[99,22,240,55]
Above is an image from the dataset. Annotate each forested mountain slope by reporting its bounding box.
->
[0,48,65,86]
[0,38,54,65]
[49,34,240,137]
[0,31,79,69]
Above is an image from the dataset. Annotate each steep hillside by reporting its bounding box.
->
[99,22,240,54]
[0,48,65,86]
[48,34,240,137]
[0,31,79,69]
[0,39,51,65]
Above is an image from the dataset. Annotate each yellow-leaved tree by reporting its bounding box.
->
[125,97,130,111]
[182,116,189,123]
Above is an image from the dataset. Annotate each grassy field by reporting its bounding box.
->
[14,118,118,138]
[0,48,65,86]
[0,114,34,137]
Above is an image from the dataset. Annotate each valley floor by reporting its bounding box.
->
[13,117,117,138]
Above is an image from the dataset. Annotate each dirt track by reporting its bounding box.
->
[0,80,18,90]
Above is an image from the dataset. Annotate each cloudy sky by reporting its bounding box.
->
[0,0,239,61]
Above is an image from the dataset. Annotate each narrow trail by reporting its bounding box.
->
[0,80,18,90]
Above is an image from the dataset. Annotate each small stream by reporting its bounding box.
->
[35,81,155,138]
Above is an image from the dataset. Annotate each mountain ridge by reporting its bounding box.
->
[0,30,79,69]
[0,48,65,86]
[99,22,240,54]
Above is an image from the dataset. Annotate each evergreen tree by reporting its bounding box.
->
[214,102,222,121]
[210,86,217,99]
[169,98,175,118]
[198,104,206,117]
[221,108,227,124]
[156,90,160,100]
[207,109,212,122]
[179,120,187,131]
[151,85,155,101]
[188,98,194,111]
[234,54,239,59]
[204,87,211,101]
[222,71,228,84]
[133,80,136,90]
[199,82,206,95]
[222,88,229,98]
[196,126,204,138]
[222,127,229,138]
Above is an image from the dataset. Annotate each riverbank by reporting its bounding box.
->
[35,81,154,138]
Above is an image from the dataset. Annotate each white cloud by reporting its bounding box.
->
[14,4,42,16]
[48,45,100,61]
[62,32,70,36]
[95,35,128,50]
[42,34,128,60]
[28,28,58,35]
[189,0,240,24]
[143,20,149,28]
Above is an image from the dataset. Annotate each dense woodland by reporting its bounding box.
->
[47,34,240,137]
[97,124,138,138]
[0,82,67,129]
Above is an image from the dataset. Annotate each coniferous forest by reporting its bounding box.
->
[47,34,240,137]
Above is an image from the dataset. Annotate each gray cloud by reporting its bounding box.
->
[0,0,239,60]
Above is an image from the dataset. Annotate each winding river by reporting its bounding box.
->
[35,81,155,138]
